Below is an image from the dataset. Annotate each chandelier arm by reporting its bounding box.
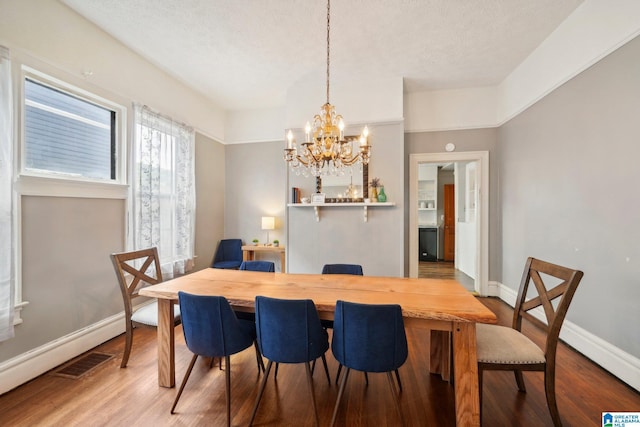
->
[340,156,361,166]
[295,155,310,167]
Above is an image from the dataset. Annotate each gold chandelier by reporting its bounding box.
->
[284,0,371,177]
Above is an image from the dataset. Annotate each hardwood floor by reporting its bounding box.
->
[0,298,638,426]
[419,261,475,291]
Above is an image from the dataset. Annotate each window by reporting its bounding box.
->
[131,104,195,279]
[19,67,126,192]
[23,78,115,180]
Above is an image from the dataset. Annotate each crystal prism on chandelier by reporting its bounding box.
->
[283,0,371,177]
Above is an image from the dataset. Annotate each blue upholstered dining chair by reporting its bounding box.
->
[211,238,243,269]
[321,263,364,275]
[236,260,276,322]
[239,260,275,272]
[320,263,404,388]
[249,296,330,427]
[330,300,408,427]
[321,264,363,332]
[170,292,265,427]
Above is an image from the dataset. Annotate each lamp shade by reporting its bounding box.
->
[261,216,275,230]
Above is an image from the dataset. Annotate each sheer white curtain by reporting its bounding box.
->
[0,46,14,341]
[132,104,195,279]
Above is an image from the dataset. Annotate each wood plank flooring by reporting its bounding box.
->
[419,261,475,291]
[0,298,638,426]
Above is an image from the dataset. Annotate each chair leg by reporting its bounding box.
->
[321,354,331,385]
[249,360,273,426]
[335,364,342,384]
[386,371,405,426]
[253,340,265,373]
[394,369,402,392]
[364,371,369,385]
[331,367,350,426]
[171,354,199,414]
[225,355,231,427]
[274,362,279,379]
[545,367,562,427]
[305,361,319,427]
[514,369,526,392]
[478,367,484,424]
[120,322,133,368]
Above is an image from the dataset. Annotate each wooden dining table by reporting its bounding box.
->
[139,267,496,426]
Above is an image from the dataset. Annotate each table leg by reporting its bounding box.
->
[430,330,451,381]
[157,298,176,388]
[452,322,480,426]
[242,250,250,262]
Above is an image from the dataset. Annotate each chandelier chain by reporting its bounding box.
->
[283,0,370,179]
[326,0,330,104]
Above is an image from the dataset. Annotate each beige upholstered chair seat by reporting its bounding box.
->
[476,323,545,364]
[131,301,180,327]
[476,257,583,427]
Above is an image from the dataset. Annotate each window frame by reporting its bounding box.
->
[18,66,128,198]
[12,66,129,326]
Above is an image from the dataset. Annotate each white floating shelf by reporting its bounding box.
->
[287,202,396,222]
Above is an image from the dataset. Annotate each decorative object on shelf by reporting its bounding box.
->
[273,239,279,248]
[261,216,275,245]
[311,193,326,204]
[291,187,301,203]
[252,238,259,246]
[377,186,387,203]
[283,0,370,178]
[369,177,381,202]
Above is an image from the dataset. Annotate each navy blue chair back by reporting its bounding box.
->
[179,291,253,357]
[212,239,243,269]
[321,264,363,275]
[332,300,408,373]
[240,261,275,272]
[255,296,329,364]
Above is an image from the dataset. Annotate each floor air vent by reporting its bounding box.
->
[51,352,114,379]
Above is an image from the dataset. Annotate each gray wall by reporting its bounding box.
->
[498,35,640,358]
[194,132,226,270]
[224,141,287,270]
[4,197,125,360]
[224,123,405,276]
[405,128,500,279]
[287,122,405,276]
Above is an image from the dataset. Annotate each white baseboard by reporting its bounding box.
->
[498,283,640,392]
[486,280,501,297]
[0,312,125,395]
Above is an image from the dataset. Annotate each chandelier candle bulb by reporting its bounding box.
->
[287,130,294,149]
[305,122,311,142]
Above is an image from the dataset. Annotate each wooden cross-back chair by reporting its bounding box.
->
[110,247,181,368]
[476,257,584,426]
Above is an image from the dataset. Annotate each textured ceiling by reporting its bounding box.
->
[61,0,584,111]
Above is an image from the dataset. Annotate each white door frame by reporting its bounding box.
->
[409,151,489,296]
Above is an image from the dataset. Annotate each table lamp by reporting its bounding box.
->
[261,216,275,245]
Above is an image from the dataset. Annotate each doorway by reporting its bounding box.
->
[409,152,489,296]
